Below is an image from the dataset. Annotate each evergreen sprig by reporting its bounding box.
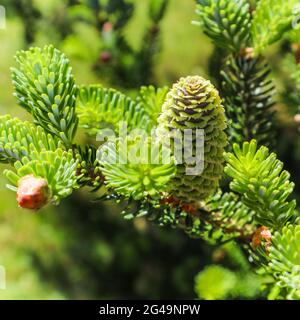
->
[221,55,275,148]
[75,145,104,191]
[76,85,151,136]
[99,137,176,200]
[135,0,169,86]
[120,190,254,243]
[0,115,63,164]
[267,225,300,299]
[4,149,78,204]
[11,45,78,146]
[252,0,299,54]
[203,191,255,241]
[137,85,168,126]
[224,140,297,229]
[195,0,251,52]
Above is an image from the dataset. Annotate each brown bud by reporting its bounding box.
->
[240,47,254,59]
[102,22,113,33]
[251,226,272,251]
[100,51,111,63]
[17,175,50,210]
[292,43,300,64]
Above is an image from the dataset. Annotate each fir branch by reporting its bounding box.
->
[121,191,255,243]
[76,85,151,136]
[137,85,168,126]
[195,0,251,52]
[252,0,299,54]
[201,191,255,241]
[221,54,276,148]
[99,137,176,200]
[135,0,168,85]
[11,45,78,146]
[267,225,300,299]
[4,149,78,204]
[224,140,297,229]
[0,115,64,164]
[74,145,104,191]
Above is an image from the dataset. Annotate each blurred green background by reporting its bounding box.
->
[0,0,299,300]
[0,0,216,299]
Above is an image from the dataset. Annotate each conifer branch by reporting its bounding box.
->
[221,54,276,148]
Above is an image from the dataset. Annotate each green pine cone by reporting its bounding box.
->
[157,76,227,204]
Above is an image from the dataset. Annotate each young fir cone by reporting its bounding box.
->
[157,76,227,205]
[16,175,50,210]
